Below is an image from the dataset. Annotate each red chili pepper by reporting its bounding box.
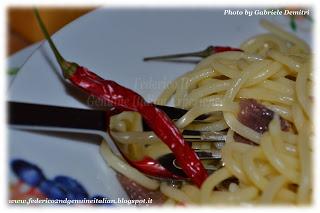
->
[126,156,180,178]
[35,9,208,187]
[212,46,243,53]
[143,45,243,61]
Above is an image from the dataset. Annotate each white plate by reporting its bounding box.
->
[8,8,312,204]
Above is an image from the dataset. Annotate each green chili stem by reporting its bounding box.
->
[34,8,76,78]
[143,46,213,61]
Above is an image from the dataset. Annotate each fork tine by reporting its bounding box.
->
[182,130,227,142]
[157,151,223,179]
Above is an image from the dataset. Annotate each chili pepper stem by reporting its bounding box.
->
[143,46,214,61]
[34,8,77,79]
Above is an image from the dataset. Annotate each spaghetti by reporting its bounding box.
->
[100,19,312,205]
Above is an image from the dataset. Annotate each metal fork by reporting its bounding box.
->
[8,101,226,180]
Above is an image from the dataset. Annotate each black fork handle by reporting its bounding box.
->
[8,101,107,132]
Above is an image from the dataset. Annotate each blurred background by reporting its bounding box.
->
[8,7,95,55]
